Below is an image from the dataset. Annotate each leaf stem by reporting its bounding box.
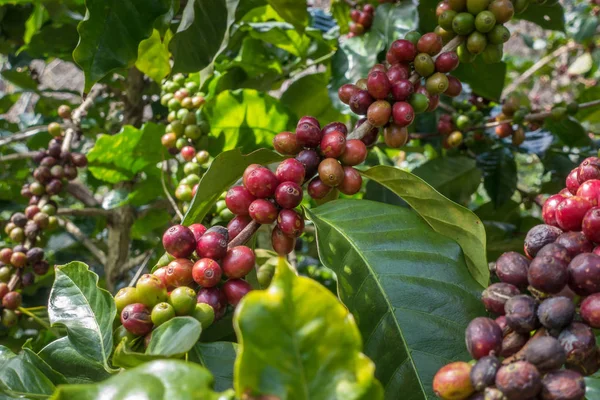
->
[18,306,60,337]
[161,160,184,221]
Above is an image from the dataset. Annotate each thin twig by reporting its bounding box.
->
[127,251,154,287]
[438,102,456,114]
[228,220,260,249]
[161,160,183,221]
[62,85,103,153]
[66,181,100,207]
[7,269,22,291]
[58,217,107,265]
[0,125,52,147]
[57,207,112,218]
[0,151,37,162]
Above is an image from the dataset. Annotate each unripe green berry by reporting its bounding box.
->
[409,93,430,113]
[487,24,510,44]
[115,287,140,313]
[467,32,488,55]
[183,162,200,176]
[438,10,457,31]
[467,0,490,14]
[404,31,422,45]
[175,138,188,150]
[456,115,471,130]
[170,120,185,137]
[161,93,174,107]
[452,12,475,35]
[457,43,477,63]
[136,274,168,308]
[48,122,63,137]
[183,173,201,186]
[191,302,215,328]
[181,112,197,126]
[167,98,182,111]
[196,150,209,164]
[434,25,456,44]
[169,287,197,316]
[185,81,199,93]
[173,74,186,86]
[481,44,503,63]
[175,185,193,202]
[414,53,435,77]
[513,0,529,13]
[475,11,496,33]
[151,302,176,326]
[184,125,202,140]
[512,109,527,124]
[426,73,450,95]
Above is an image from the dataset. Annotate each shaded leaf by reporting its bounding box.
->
[266,0,308,32]
[515,3,565,32]
[190,342,237,392]
[477,148,517,208]
[453,58,506,101]
[0,346,56,398]
[544,117,591,147]
[146,317,202,357]
[112,338,164,369]
[1,70,38,90]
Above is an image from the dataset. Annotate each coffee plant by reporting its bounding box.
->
[0,0,598,399]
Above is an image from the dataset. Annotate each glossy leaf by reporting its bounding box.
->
[182,148,283,225]
[146,317,202,357]
[330,0,350,35]
[515,3,565,32]
[362,165,489,287]
[46,262,117,376]
[453,59,507,101]
[306,199,487,399]
[477,147,517,208]
[417,0,437,34]
[266,0,308,32]
[412,156,482,205]
[234,257,383,399]
[190,342,237,392]
[371,2,418,46]
[112,338,164,369]
[204,89,294,154]
[135,29,171,83]
[170,0,238,73]
[87,123,166,183]
[51,360,231,400]
[545,116,592,147]
[0,346,57,398]
[245,22,310,57]
[73,0,170,91]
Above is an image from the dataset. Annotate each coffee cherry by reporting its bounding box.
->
[9,227,24,242]
[1,309,17,328]
[528,255,568,294]
[524,336,567,373]
[495,251,530,288]
[277,209,305,238]
[175,185,192,202]
[524,225,563,258]
[121,303,153,336]
[383,124,409,148]
[169,286,197,316]
[48,122,63,137]
[365,100,391,127]
[568,253,600,296]
[115,287,140,313]
[33,260,49,276]
[196,230,228,259]
[248,199,278,224]
[481,44,503,64]
[165,258,194,287]
[192,258,223,287]
[576,179,600,205]
[467,0,490,13]
[426,73,450,94]
[320,130,347,158]
[465,317,503,359]
[474,10,496,33]
[0,249,11,264]
[318,158,344,187]
[136,274,168,308]
[541,370,585,400]
[488,0,514,23]
[271,226,296,255]
[386,63,411,82]
[558,322,597,369]
[274,182,303,209]
[273,131,302,155]
[2,291,21,310]
[162,225,196,258]
[11,213,27,228]
[391,101,415,127]
[58,104,71,119]
[355,118,380,147]
[151,302,176,326]
[366,71,391,100]
[296,122,322,148]
[225,186,256,216]
[227,215,251,241]
[439,10,457,30]
[555,196,592,231]
[0,282,8,300]
[582,207,600,243]
[339,140,367,166]
[223,279,252,306]
[338,84,360,104]
[390,80,414,102]
[482,282,520,315]
[467,32,487,54]
[196,287,228,320]
[470,356,500,391]
[196,150,209,164]
[322,122,347,137]
[275,158,306,185]
[579,293,600,328]
[245,167,279,198]
[187,224,206,243]
[192,303,215,327]
[566,168,581,194]
[222,246,255,279]
[414,53,435,77]
[542,194,566,227]
[338,166,363,196]
[307,177,332,199]
[452,12,475,34]
[435,52,459,73]
[296,149,321,178]
[505,295,537,333]
[537,243,571,267]
[444,76,463,97]
[432,362,474,400]
[495,361,541,400]
[298,116,320,128]
[390,39,417,62]
[349,90,374,115]
[537,296,575,332]
[501,330,529,358]
[578,157,600,184]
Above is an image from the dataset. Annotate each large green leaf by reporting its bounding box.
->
[190,342,237,392]
[135,29,171,83]
[51,360,231,400]
[586,373,600,400]
[417,0,438,34]
[182,148,283,225]
[234,258,383,400]
[244,22,310,57]
[371,2,418,47]
[515,3,565,32]
[146,317,202,357]
[112,338,164,369]
[576,87,600,126]
[266,0,308,32]
[87,123,166,183]
[545,117,592,147]
[452,58,506,101]
[412,156,482,205]
[362,166,488,287]
[281,73,346,125]
[169,0,239,73]
[330,0,350,35]
[477,148,517,208]
[203,89,293,154]
[73,0,170,91]
[45,262,117,376]
[306,199,487,399]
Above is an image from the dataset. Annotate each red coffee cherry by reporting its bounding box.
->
[568,253,600,296]
[196,287,228,320]
[222,246,255,279]
[271,226,296,255]
[321,122,348,137]
[188,223,207,242]
[556,196,592,231]
[2,291,21,310]
[556,231,593,257]
[277,209,305,238]
[165,258,194,287]
[275,158,306,185]
[367,100,392,127]
[391,79,414,101]
[320,131,347,158]
[295,149,321,179]
[196,231,228,260]
[308,177,332,199]
[180,146,195,161]
[432,362,474,400]
[583,207,600,243]
[297,116,320,129]
[121,303,153,336]
[542,194,566,227]
[248,199,278,224]
[223,279,252,306]
[274,181,303,209]
[349,90,374,115]
[244,167,279,198]
[318,158,344,187]
[386,63,411,83]
[576,179,600,205]
[367,71,391,99]
[495,123,513,138]
[338,84,360,104]
[162,225,196,258]
[225,186,256,216]
[338,166,362,195]
[390,39,417,62]
[577,157,600,184]
[435,52,459,72]
[339,139,367,166]
[192,258,223,287]
[392,102,415,127]
[273,131,302,155]
[417,33,443,56]
[296,122,322,148]
[227,215,252,241]
[465,317,503,359]
[566,168,580,194]
[580,293,600,328]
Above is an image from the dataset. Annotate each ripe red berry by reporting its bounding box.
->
[121,303,153,336]
[386,63,411,83]
[222,246,255,279]
[271,226,296,255]
[391,79,414,101]
[196,231,228,260]
[495,123,513,138]
[390,39,417,62]
[320,131,347,158]
[0,283,8,300]
[277,209,305,238]
[437,119,454,135]
[248,199,278,224]
[223,279,252,306]
[162,225,196,258]
[350,9,360,22]
[576,179,600,205]
[338,84,360,104]
[366,71,391,100]
[273,131,301,155]
[0,248,12,264]
[339,139,367,166]
[465,317,503,359]
[274,182,303,209]
[542,194,566,227]
[10,252,26,268]
[417,33,443,56]
[355,118,380,148]
[392,102,415,127]
[566,168,580,194]
[227,215,251,240]
[225,186,256,215]
[180,146,195,161]
[188,223,207,242]
[369,64,387,74]
[297,116,320,129]
[556,231,593,257]
[556,196,592,231]
[2,291,21,310]
[432,362,474,400]
[444,76,462,97]
[367,100,392,127]
[192,258,223,287]
[153,267,169,288]
[435,52,459,72]
[275,159,305,186]
[583,207,600,243]
[577,157,600,184]
[495,251,530,289]
[338,166,362,195]
[482,282,520,315]
[349,90,374,115]
[165,258,194,287]
[244,167,279,198]
[295,149,321,178]
[321,122,348,137]
[568,253,600,296]
[307,177,332,199]
[318,158,344,187]
[528,255,568,294]
[296,122,322,148]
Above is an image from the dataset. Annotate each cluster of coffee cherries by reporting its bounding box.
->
[338,30,463,146]
[348,3,375,37]
[436,114,464,148]
[435,0,517,65]
[431,158,600,399]
[174,148,210,204]
[115,223,255,339]
[160,73,210,158]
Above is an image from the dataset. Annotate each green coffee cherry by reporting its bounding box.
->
[0,266,12,282]
[196,150,210,164]
[175,185,193,202]
[512,109,527,124]
[167,98,182,111]
[184,125,202,140]
[409,93,430,113]
[404,30,422,45]
[414,53,435,77]
[191,303,215,328]
[475,11,496,33]
[434,25,456,44]
[176,108,189,120]
[115,287,140,313]
[438,10,457,31]
[457,43,477,63]
[481,44,503,63]
[467,0,490,15]
[136,274,168,308]
[151,302,176,326]
[183,173,201,186]
[185,81,199,93]
[467,32,488,55]
[452,12,475,35]
[173,73,186,86]
[456,115,471,130]
[182,112,197,126]
[169,120,185,137]
[513,0,530,13]
[426,73,450,95]
[175,138,188,150]
[169,287,197,316]
[161,93,174,107]
[487,25,510,44]
[183,162,200,176]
